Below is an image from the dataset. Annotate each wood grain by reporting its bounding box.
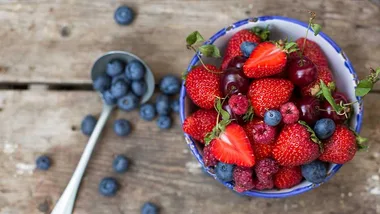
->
[0,90,379,214]
[0,0,379,87]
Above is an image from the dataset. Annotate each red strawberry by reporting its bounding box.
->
[243,42,288,78]
[221,29,261,70]
[319,125,357,164]
[183,109,218,144]
[301,66,335,96]
[185,65,222,109]
[210,123,255,167]
[272,123,320,166]
[274,166,303,189]
[243,119,274,161]
[294,38,328,67]
[248,78,294,117]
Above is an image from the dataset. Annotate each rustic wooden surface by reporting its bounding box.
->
[0,0,379,214]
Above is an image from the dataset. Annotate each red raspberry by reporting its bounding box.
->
[203,144,218,167]
[251,122,277,144]
[254,158,279,181]
[228,94,249,115]
[280,102,300,124]
[254,179,274,190]
[233,166,255,192]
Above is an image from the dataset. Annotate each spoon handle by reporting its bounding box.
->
[51,104,113,214]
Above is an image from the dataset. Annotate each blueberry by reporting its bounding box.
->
[125,60,145,81]
[112,73,130,85]
[170,99,179,113]
[264,110,282,126]
[156,115,172,129]
[314,118,336,140]
[111,80,129,99]
[113,155,129,173]
[117,93,139,111]
[81,115,97,136]
[301,160,327,184]
[93,74,112,92]
[36,155,51,170]
[131,80,147,97]
[139,103,156,121]
[240,41,257,57]
[114,6,134,26]
[141,202,159,214]
[159,75,180,95]
[102,90,117,105]
[99,177,119,196]
[113,119,132,136]
[215,162,234,182]
[106,59,125,77]
[156,94,170,115]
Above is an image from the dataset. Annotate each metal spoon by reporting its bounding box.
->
[51,51,155,214]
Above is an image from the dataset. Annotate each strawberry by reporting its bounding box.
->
[293,38,329,67]
[273,166,303,189]
[319,125,357,164]
[301,66,335,96]
[272,122,320,166]
[210,123,255,167]
[183,109,218,144]
[248,78,294,117]
[185,65,222,109]
[221,29,262,70]
[244,119,274,161]
[243,42,288,78]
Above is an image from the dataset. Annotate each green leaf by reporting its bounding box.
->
[320,80,343,113]
[355,79,373,97]
[220,109,230,121]
[243,106,254,122]
[182,70,188,81]
[199,45,221,58]
[311,23,322,36]
[376,68,380,77]
[251,25,271,41]
[186,31,204,46]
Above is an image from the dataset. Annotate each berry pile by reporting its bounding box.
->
[183,15,374,192]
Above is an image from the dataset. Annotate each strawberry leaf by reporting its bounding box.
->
[311,23,322,36]
[186,31,204,46]
[320,80,343,113]
[199,45,221,58]
[298,120,324,152]
[243,106,254,122]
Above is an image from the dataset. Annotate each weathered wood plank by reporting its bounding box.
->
[0,90,379,214]
[0,0,379,88]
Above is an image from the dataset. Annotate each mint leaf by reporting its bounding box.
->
[320,80,343,113]
[311,23,322,36]
[186,31,204,46]
[199,45,221,58]
[355,79,373,97]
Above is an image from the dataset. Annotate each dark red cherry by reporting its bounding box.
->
[222,101,244,124]
[297,96,321,125]
[227,56,247,70]
[220,67,250,96]
[287,56,317,87]
[320,92,350,124]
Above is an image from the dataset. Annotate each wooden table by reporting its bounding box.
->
[0,0,379,213]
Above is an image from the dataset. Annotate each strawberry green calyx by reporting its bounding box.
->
[298,120,324,152]
[251,25,270,41]
[275,40,299,54]
[243,105,254,122]
[204,97,232,145]
[355,67,380,97]
[350,129,368,151]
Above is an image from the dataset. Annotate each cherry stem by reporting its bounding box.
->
[301,11,317,66]
[188,45,222,74]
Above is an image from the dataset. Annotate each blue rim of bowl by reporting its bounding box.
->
[179,16,363,198]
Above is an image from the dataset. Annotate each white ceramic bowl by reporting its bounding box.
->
[179,16,363,198]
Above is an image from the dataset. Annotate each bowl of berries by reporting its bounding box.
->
[180,14,376,198]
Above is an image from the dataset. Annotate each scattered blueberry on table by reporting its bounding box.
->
[99,177,119,196]
[159,75,180,95]
[81,115,97,136]
[156,94,170,116]
[141,202,159,214]
[113,155,129,173]
[114,6,134,26]
[36,155,51,170]
[113,119,132,136]
[156,115,172,129]
[170,99,179,113]
[140,103,156,121]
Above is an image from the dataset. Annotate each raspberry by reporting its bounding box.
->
[233,166,255,192]
[251,122,277,144]
[228,94,249,115]
[254,179,274,190]
[254,158,279,182]
[203,144,218,167]
[280,102,300,124]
